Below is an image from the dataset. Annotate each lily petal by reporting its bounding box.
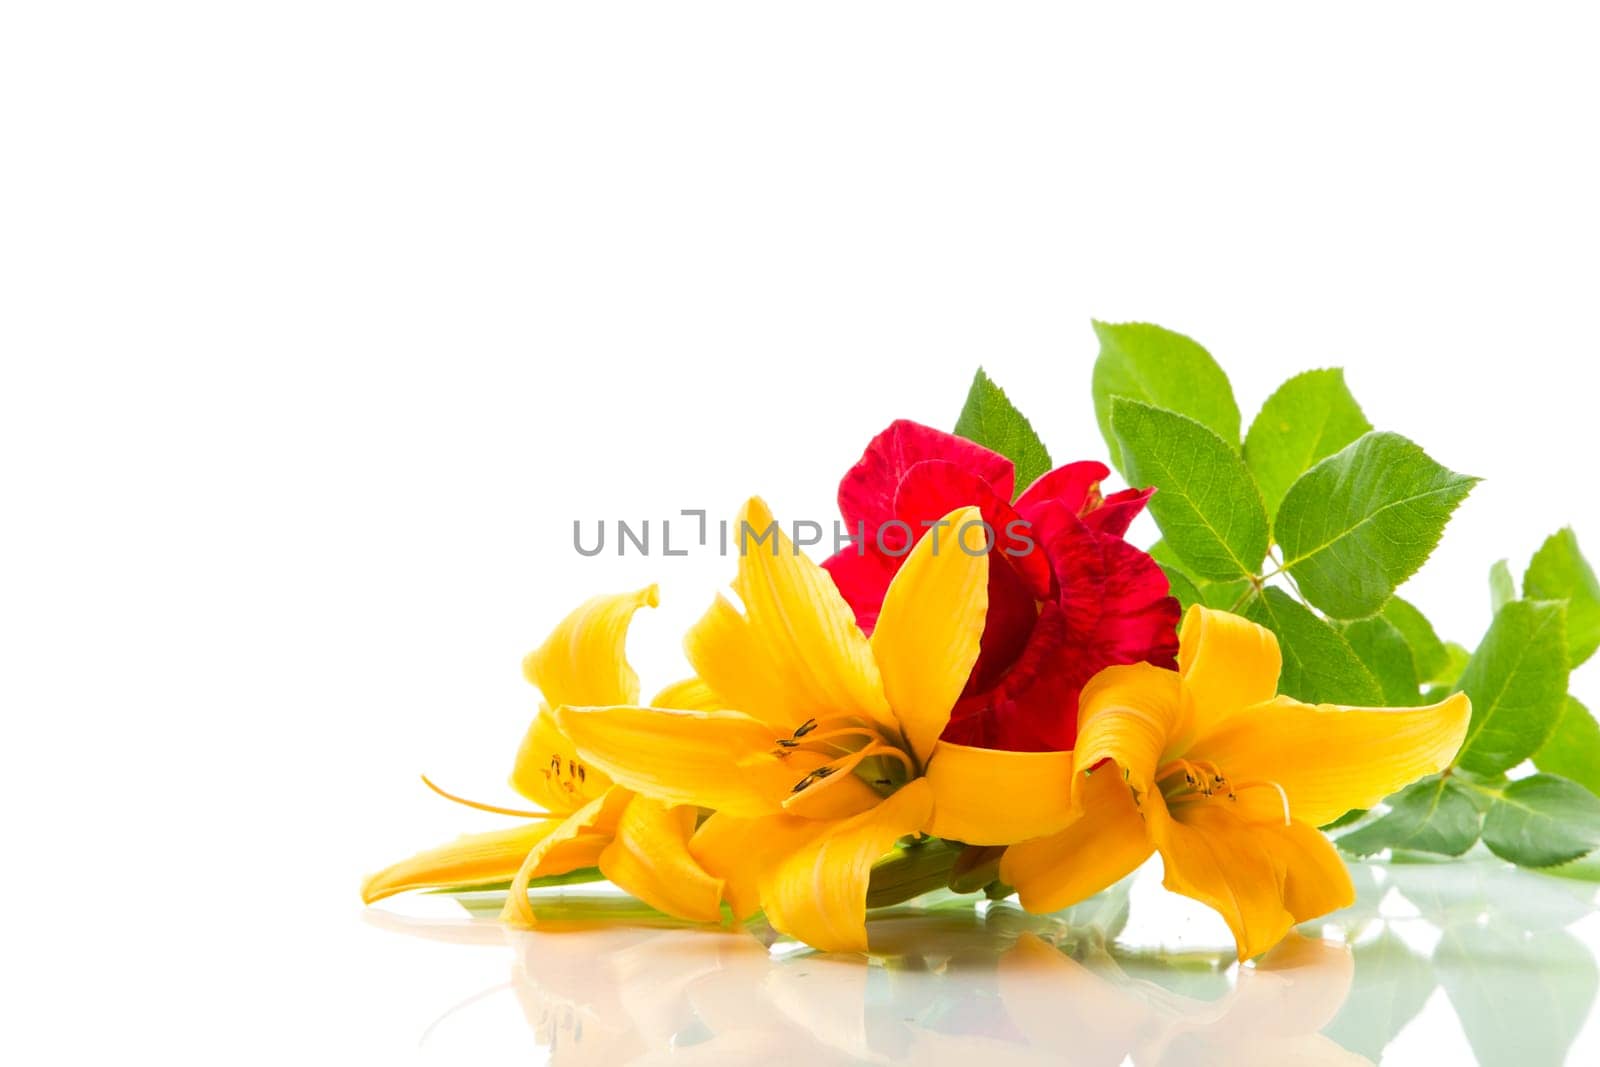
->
[1258,820,1356,924]
[923,740,1076,845]
[523,585,658,708]
[1000,766,1154,913]
[360,821,560,903]
[556,704,827,818]
[821,542,897,634]
[598,797,725,923]
[1148,798,1295,962]
[500,788,630,926]
[780,769,886,820]
[1177,605,1282,731]
[1070,662,1186,800]
[650,677,724,711]
[1193,692,1471,828]
[871,506,989,766]
[760,779,934,953]
[685,497,891,732]
[690,811,830,920]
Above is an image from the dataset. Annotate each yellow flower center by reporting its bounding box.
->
[539,752,592,798]
[772,716,916,801]
[1153,758,1291,825]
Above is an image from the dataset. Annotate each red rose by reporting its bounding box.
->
[823,420,1180,752]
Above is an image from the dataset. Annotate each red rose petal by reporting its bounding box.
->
[1082,486,1154,539]
[1014,460,1113,549]
[1015,460,1109,519]
[837,420,1015,535]
[942,600,1075,751]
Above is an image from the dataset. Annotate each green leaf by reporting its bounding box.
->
[1320,807,1369,831]
[1158,565,1204,613]
[1434,642,1472,690]
[1524,528,1600,667]
[1439,924,1598,1067]
[1460,775,1505,814]
[1549,849,1600,883]
[1489,559,1516,615]
[1534,697,1600,797]
[1275,432,1479,619]
[1242,368,1372,520]
[1323,929,1437,1061]
[1455,599,1570,776]
[1481,773,1600,867]
[1148,542,1195,603]
[1244,587,1382,705]
[1150,540,1250,611]
[1382,596,1451,684]
[1336,776,1482,857]
[1341,615,1422,705]
[1110,399,1267,581]
[1200,581,1252,611]
[1146,538,1184,570]
[1091,321,1241,476]
[953,368,1053,495]
[1152,543,1248,607]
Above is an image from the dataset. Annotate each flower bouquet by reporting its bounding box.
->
[363,322,1600,962]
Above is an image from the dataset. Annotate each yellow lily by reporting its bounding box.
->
[360,586,724,924]
[1000,604,1471,960]
[555,497,1078,953]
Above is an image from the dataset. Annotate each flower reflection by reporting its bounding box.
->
[367,890,1361,1065]
[1318,857,1600,1065]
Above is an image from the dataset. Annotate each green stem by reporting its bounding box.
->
[865,839,964,908]
[948,844,1006,894]
[1229,583,1261,613]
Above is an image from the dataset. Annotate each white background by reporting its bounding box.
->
[4,3,1598,1062]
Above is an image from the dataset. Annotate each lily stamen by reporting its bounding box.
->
[773,723,884,758]
[788,742,916,798]
[791,765,838,793]
[420,775,564,819]
[1156,758,1226,797]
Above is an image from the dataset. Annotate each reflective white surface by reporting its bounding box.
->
[364,856,1600,1065]
[9,7,1600,1066]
